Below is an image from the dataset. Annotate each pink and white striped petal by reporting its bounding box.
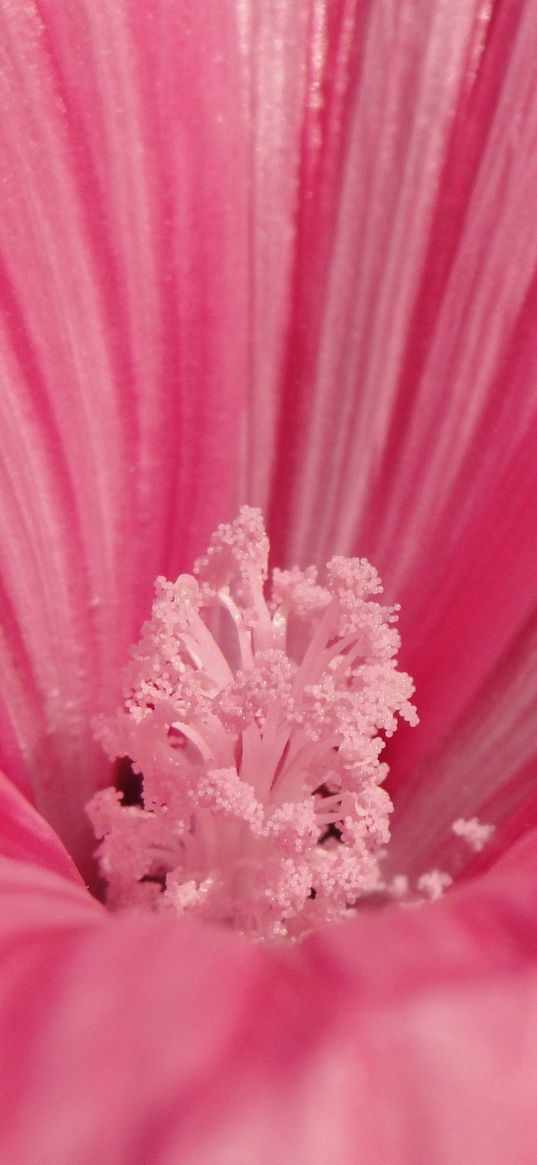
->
[0,2,249,866]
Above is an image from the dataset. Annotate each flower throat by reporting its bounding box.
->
[87,507,417,941]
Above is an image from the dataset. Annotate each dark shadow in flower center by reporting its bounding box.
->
[114,755,143,806]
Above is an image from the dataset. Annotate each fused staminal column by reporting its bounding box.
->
[87,507,417,941]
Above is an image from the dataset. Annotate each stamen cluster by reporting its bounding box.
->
[87,507,417,941]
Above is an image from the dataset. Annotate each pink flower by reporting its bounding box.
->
[2,2,537,1161]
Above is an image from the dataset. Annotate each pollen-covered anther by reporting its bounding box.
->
[452,816,495,852]
[416,869,453,901]
[87,507,417,942]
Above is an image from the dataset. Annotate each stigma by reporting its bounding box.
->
[87,507,417,941]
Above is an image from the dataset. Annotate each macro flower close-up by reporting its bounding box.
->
[2,1,537,1162]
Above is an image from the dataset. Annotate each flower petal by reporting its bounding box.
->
[249,1,537,791]
[387,607,537,878]
[0,771,82,885]
[0,1,250,862]
[266,0,492,556]
[0,856,257,1164]
[2,830,537,1163]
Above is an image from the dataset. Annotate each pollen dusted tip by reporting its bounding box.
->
[452,816,495,853]
[86,506,417,941]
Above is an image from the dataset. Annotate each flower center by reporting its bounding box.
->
[86,506,418,941]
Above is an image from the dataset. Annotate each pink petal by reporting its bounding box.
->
[1,0,537,869]
[2,831,537,1163]
[0,856,257,1164]
[388,608,537,877]
[0,771,82,885]
[254,2,537,794]
[0,2,249,864]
